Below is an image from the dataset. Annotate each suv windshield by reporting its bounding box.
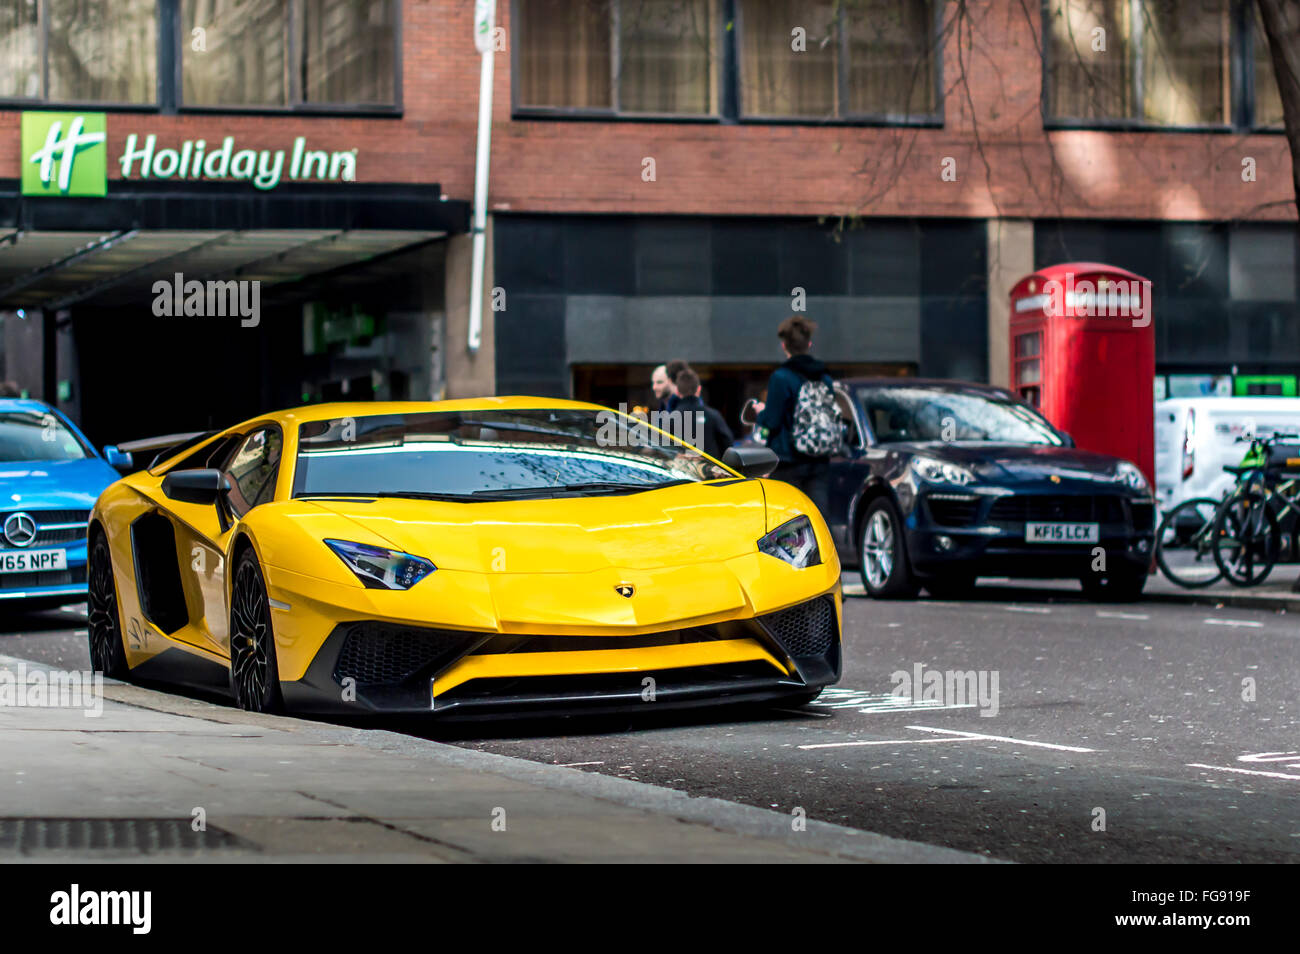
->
[0,410,92,463]
[292,408,733,499]
[855,387,1065,446]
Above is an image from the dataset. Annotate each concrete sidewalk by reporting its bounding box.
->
[0,654,991,864]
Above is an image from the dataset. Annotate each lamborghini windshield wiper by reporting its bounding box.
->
[470,479,691,498]
[297,491,480,503]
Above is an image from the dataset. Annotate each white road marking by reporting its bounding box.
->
[798,725,1097,753]
[1096,610,1149,621]
[810,688,976,714]
[906,725,1097,753]
[1187,763,1300,782]
[1203,618,1264,628]
[1002,605,1052,614]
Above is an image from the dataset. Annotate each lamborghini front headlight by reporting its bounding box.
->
[324,539,436,590]
[758,515,822,569]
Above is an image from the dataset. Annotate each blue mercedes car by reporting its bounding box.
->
[0,399,130,610]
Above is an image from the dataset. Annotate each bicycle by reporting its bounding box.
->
[1155,434,1300,588]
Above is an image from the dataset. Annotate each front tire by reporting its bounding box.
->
[87,531,129,679]
[858,498,920,599]
[229,549,284,713]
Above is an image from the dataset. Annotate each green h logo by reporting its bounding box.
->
[21,111,108,197]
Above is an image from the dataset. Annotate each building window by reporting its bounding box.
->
[1252,5,1286,128]
[513,0,938,121]
[737,0,937,119]
[181,0,398,109]
[515,0,716,115]
[0,0,157,104]
[1045,0,1287,129]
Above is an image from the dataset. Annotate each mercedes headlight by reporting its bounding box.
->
[912,455,976,486]
[1115,461,1150,493]
[758,515,822,569]
[324,539,436,590]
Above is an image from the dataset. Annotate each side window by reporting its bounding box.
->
[224,428,283,518]
[167,433,242,473]
[833,386,863,447]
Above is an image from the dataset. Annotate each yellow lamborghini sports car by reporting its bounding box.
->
[86,398,842,717]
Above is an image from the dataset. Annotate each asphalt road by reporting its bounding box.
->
[5,585,1298,863]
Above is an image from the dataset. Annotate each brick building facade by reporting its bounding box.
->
[0,0,1296,445]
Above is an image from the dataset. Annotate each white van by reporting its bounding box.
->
[1154,397,1300,512]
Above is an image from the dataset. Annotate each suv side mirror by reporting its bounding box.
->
[161,468,232,506]
[723,445,780,479]
[103,445,134,474]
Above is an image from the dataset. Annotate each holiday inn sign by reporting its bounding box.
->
[21,111,358,197]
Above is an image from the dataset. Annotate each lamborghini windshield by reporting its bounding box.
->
[0,410,92,463]
[855,387,1066,446]
[292,408,733,499]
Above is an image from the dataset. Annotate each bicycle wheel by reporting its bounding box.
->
[1212,492,1281,587]
[1155,498,1224,588]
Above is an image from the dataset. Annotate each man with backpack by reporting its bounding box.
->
[752,315,842,519]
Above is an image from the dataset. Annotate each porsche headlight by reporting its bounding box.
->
[1116,461,1150,493]
[912,455,976,486]
[758,515,822,569]
[325,539,435,590]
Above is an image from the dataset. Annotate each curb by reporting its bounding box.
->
[1,653,999,865]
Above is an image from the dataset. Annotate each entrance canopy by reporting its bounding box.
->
[0,180,469,309]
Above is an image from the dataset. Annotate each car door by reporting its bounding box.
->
[828,385,871,559]
[166,426,282,656]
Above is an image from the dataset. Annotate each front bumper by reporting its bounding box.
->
[907,490,1156,578]
[279,593,842,718]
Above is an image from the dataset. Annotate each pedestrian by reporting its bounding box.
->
[650,364,674,412]
[752,316,842,518]
[662,359,689,413]
[673,368,734,459]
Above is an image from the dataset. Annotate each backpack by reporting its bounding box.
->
[792,378,843,456]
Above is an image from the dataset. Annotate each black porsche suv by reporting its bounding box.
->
[825,379,1157,601]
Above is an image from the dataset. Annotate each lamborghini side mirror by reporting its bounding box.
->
[723,445,780,479]
[161,468,232,506]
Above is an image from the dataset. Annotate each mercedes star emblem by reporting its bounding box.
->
[3,511,37,548]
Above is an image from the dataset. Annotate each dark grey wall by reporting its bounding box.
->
[493,216,989,396]
[1035,220,1300,372]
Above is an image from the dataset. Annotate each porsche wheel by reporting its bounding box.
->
[858,498,920,599]
[87,532,128,679]
[229,549,284,713]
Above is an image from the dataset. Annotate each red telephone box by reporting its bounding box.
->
[1008,262,1155,486]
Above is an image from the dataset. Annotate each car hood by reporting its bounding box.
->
[0,457,120,509]
[894,442,1132,486]
[301,479,770,574]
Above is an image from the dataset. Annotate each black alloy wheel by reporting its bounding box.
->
[229,549,284,713]
[87,532,129,678]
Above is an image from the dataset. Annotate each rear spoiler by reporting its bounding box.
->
[115,431,216,472]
